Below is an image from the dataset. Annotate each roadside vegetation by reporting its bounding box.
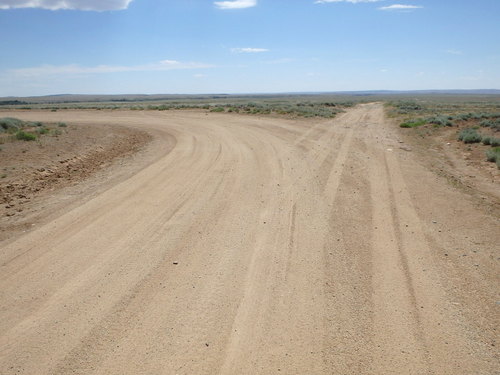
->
[0,117,67,144]
[0,94,361,119]
[135,101,356,118]
[390,99,500,168]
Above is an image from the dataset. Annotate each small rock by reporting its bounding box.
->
[173,261,179,265]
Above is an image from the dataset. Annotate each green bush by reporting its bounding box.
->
[458,128,482,144]
[210,107,225,113]
[15,130,37,141]
[400,119,426,128]
[57,122,67,127]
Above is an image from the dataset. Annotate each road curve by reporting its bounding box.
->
[0,104,498,374]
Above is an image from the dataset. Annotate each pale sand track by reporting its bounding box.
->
[0,104,498,374]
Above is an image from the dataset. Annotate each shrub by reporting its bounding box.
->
[490,138,500,147]
[0,117,25,132]
[57,122,67,127]
[36,127,49,135]
[482,136,491,145]
[480,119,500,131]
[485,147,500,168]
[427,115,453,127]
[15,130,37,141]
[458,128,482,144]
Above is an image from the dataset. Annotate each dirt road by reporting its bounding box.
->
[0,104,498,374]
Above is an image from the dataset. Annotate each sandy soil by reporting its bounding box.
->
[0,105,498,374]
[0,122,151,242]
[397,120,499,209]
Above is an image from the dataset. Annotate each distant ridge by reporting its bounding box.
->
[1,89,499,104]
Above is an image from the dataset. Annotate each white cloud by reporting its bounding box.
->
[315,0,383,4]
[231,47,269,53]
[214,0,257,9]
[9,60,213,77]
[0,0,133,11]
[379,4,423,11]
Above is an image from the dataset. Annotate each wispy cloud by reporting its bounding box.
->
[379,4,423,11]
[0,0,133,11]
[231,47,269,53]
[214,0,257,9]
[9,60,213,77]
[315,0,383,4]
[446,49,463,55]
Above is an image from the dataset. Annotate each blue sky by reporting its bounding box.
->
[1,0,499,96]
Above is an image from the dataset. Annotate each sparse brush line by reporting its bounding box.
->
[0,117,67,143]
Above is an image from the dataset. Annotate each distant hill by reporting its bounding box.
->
[1,90,499,104]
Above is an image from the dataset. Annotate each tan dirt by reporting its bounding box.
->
[0,121,152,243]
[0,105,498,374]
[397,120,499,208]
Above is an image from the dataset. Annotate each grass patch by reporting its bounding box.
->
[209,107,225,113]
[400,119,427,128]
[15,130,37,141]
